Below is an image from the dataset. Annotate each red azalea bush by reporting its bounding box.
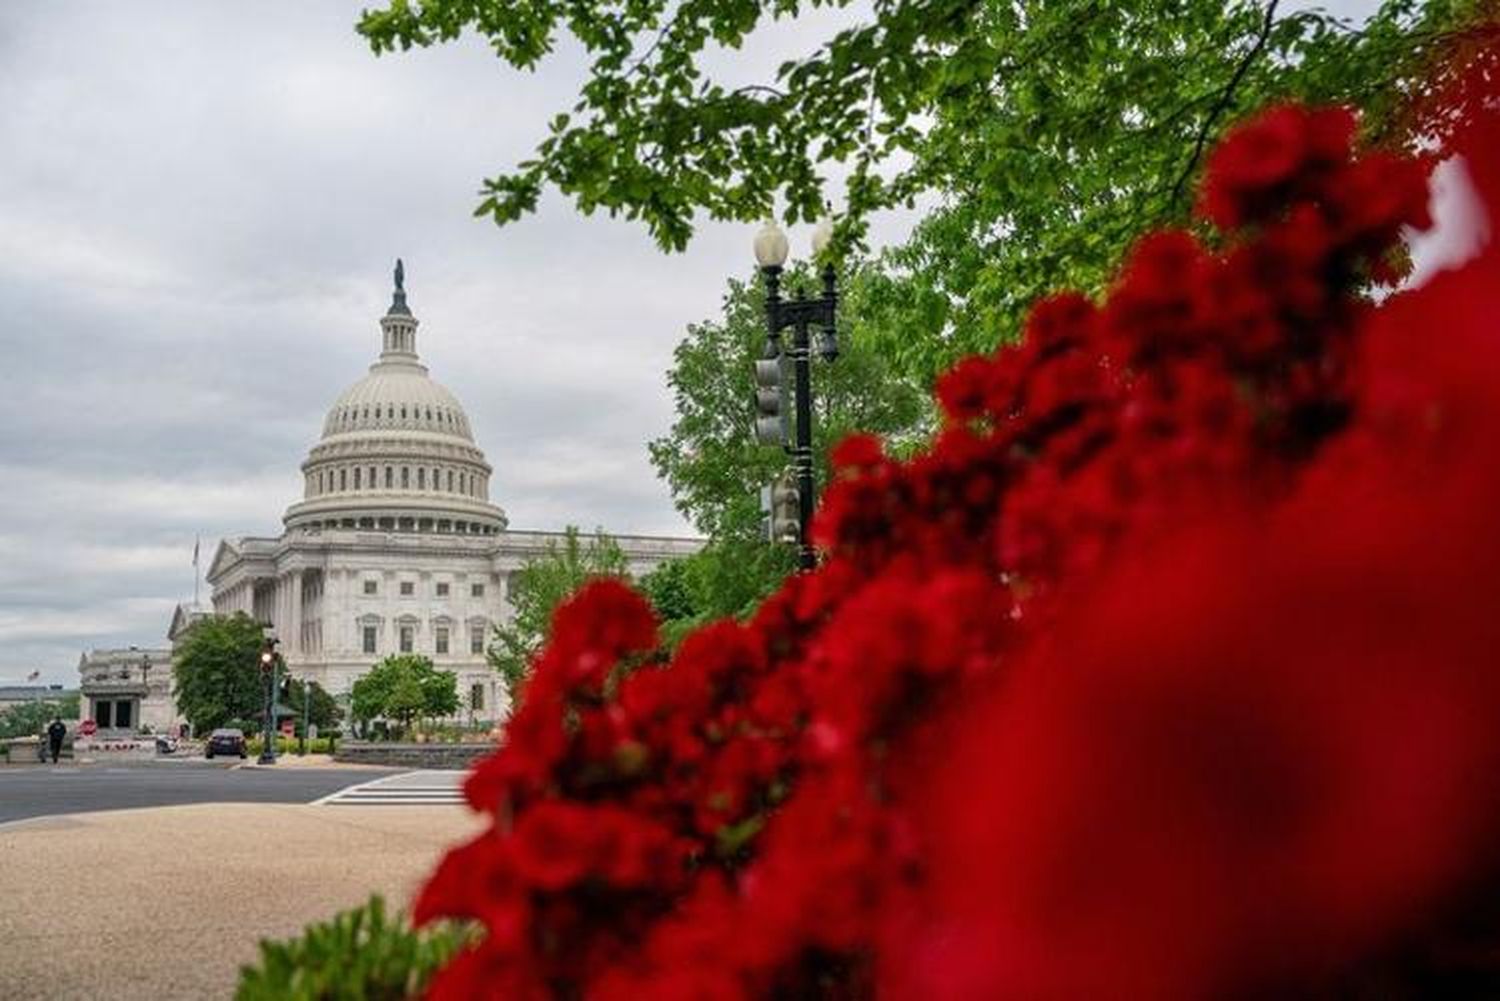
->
[414,69,1500,999]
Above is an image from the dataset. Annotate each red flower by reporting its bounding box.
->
[412,79,1500,1000]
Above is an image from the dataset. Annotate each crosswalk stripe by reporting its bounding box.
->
[313,769,468,806]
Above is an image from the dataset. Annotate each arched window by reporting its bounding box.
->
[447,469,454,492]
[385,466,393,488]
[400,406,407,419]
[418,468,426,490]
[369,466,376,488]
[353,467,361,489]
[339,468,347,491]
[318,471,324,494]
[402,467,410,489]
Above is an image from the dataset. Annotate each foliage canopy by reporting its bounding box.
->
[488,527,630,705]
[173,612,267,736]
[358,0,1475,403]
[351,655,460,731]
[0,695,80,740]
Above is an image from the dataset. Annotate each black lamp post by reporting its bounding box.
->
[258,635,278,765]
[140,654,152,732]
[755,218,839,571]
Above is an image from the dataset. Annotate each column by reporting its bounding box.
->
[289,570,304,656]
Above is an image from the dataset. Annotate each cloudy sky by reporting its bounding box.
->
[0,0,1429,684]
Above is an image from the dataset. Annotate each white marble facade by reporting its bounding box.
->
[78,646,180,735]
[206,263,699,721]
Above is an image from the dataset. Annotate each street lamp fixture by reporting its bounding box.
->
[754,217,841,572]
[258,634,279,765]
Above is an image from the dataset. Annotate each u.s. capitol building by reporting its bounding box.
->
[205,263,699,719]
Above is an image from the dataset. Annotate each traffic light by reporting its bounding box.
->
[259,637,278,676]
[767,470,800,545]
[754,354,788,445]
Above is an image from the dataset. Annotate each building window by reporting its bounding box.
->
[339,468,347,491]
[402,467,410,489]
[436,582,450,597]
[447,469,454,492]
[400,581,414,596]
[470,683,485,711]
[369,466,376,489]
[353,467,361,489]
[385,466,393,488]
[399,625,414,653]
[418,468,426,490]
[363,580,378,596]
[471,583,485,598]
[362,626,377,654]
[470,625,485,654]
[436,627,450,654]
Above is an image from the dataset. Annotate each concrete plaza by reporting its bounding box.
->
[0,802,483,1000]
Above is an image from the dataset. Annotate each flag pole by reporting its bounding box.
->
[193,536,201,608]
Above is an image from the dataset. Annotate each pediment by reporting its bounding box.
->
[205,539,240,582]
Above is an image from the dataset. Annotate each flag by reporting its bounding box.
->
[26,670,39,681]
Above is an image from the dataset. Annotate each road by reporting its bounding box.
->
[0,760,397,825]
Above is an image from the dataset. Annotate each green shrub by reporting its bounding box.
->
[244,735,336,757]
[236,895,474,1001]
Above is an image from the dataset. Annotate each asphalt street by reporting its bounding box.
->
[0,760,397,825]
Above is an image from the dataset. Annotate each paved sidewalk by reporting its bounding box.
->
[232,752,392,770]
[0,802,483,1000]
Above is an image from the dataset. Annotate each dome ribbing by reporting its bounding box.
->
[282,262,507,535]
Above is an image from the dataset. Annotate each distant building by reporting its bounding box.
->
[77,647,177,735]
[206,264,700,720]
[0,684,77,711]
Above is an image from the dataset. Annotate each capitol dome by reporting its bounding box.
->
[283,261,507,535]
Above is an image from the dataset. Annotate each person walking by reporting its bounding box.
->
[46,717,66,765]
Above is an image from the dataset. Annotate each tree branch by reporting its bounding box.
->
[1169,0,1281,210]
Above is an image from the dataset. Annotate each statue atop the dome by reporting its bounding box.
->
[387,258,412,316]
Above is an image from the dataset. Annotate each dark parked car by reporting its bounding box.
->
[205,728,247,759]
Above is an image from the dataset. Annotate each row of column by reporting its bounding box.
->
[274,570,304,657]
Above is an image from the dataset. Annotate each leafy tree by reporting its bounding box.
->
[173,612,266,736]
[359,0,1475,385]
[637,539,804,647]
[351,655,459,734]
[283,678,343,736]
[858,0,1487,382]
[489,527,630,706]
[418,667,461,720]
[357,0,1467,252]
[0,696,79,740]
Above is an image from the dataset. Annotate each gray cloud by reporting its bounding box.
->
[0,1,914,684]
[0,0,1437,683]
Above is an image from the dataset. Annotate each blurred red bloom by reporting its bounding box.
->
[410,61,1500,1001]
